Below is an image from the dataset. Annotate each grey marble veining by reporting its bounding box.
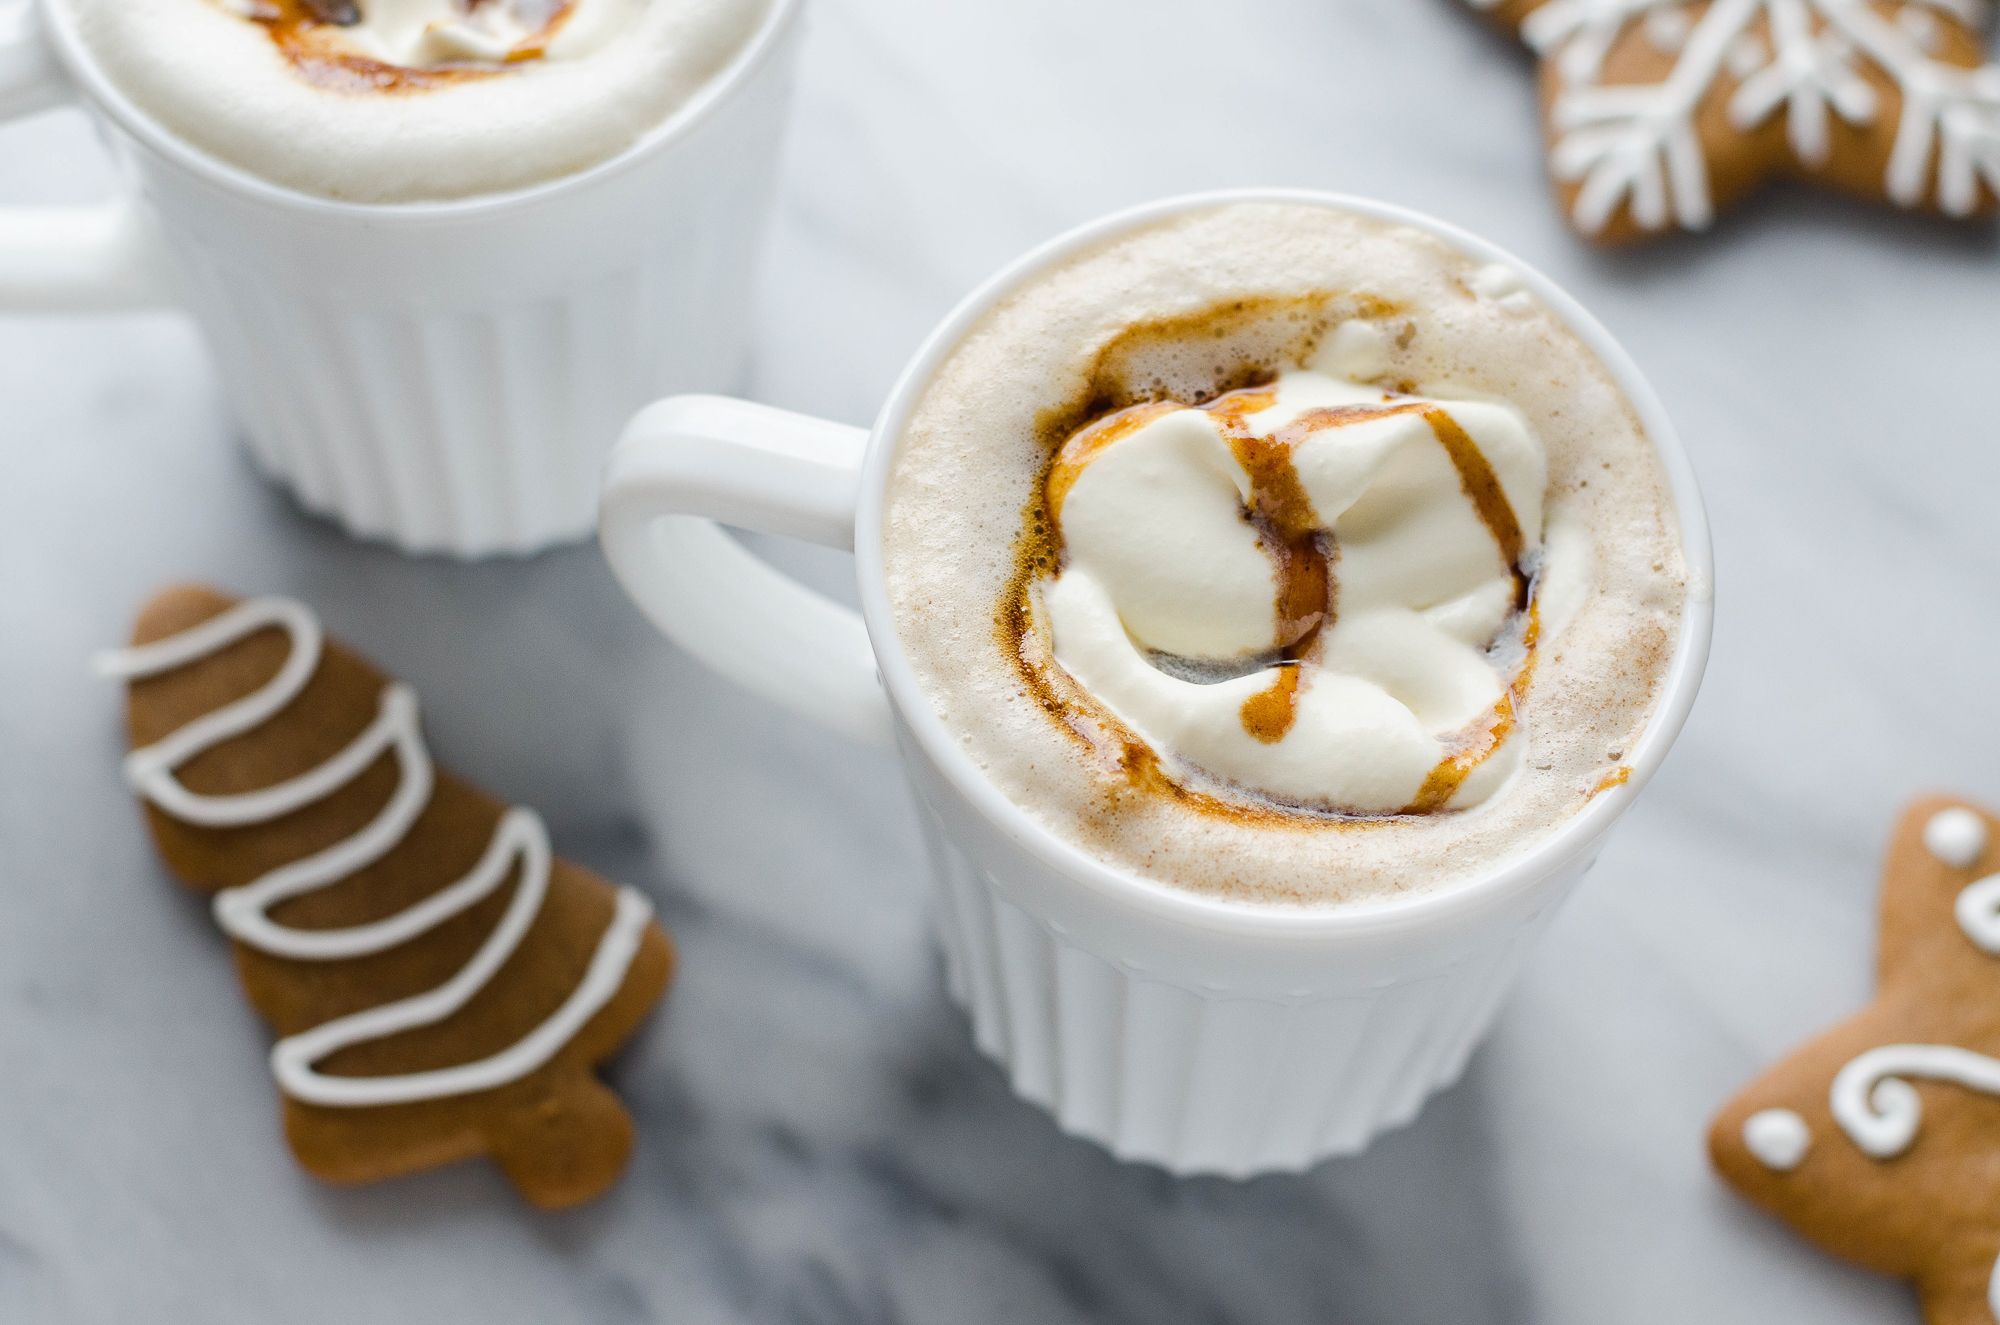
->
[3,0,1998,1320]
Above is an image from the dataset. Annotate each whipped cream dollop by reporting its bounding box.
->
[1040,349,1548,816]
[222,0,635,66]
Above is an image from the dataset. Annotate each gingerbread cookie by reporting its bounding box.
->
[1709,795,2000,1324]
[1467,0,2000,242]
[96,586,674,1208]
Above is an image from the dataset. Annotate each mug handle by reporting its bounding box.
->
[599,395,896,748]
[0,3,175,311]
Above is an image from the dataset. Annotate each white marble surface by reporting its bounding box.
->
[3,0,1998,1320]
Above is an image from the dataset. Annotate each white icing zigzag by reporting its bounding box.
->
[96,597,654,1109]
[1472,0,2000,233]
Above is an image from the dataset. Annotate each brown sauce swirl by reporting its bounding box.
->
[1002,295,1542,826]
[1213,386,1326,744]
[1592,765,1632,797]
[239,0,573,93]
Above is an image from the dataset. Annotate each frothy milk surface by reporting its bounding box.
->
[882,203,1688,908]
[58,0,772,202]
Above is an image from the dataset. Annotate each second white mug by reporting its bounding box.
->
[0,0,802,558]
[601,189,1715,1176]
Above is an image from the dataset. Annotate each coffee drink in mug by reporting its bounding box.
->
[2,0,799,556]
[884,202,1688,905]
[599,191,1712,1174]
[58,0,771,202]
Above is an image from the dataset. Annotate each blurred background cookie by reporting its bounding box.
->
[1469,0,2000,242]
[1710,796,2000,1325]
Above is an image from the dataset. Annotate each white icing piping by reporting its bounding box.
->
[1925,806,1991,867]
[1741,1107,1812,1169]
[1922,807,2000,953]
[273,862,653,1107]
[1957,875,2000,954]
[1480,0,2000,233]
[1728,0,1880,168]
[209,695,439,961]
[1740,806,2000,1321]
[1829,0,2000,214]
[96,597,653,1109]
[1829,1043,2000,1156]
[97,598,325,795]
[1551,0,1754,233]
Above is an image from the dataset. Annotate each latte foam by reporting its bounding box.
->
[882,202,1689,908]
[59,0,772,202]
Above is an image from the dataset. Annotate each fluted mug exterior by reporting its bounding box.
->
[599,190,1715,1176]
[0,0,803,557]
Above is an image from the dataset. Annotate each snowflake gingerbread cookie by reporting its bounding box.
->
[1469,0,2000,241]
[1710,796,2000,1324]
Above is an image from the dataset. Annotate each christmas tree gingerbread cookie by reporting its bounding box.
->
[97,585,674,1208]
[1468,0,2000,242]
[1710,796,2000,1324]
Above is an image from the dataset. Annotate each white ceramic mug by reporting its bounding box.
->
[0,0,802,557]
[601,190,1715,1177]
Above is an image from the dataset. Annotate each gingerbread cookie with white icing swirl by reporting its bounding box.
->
[98,584,673,1209]
[1709,795,2000,1325]
[1468,0,2000,243]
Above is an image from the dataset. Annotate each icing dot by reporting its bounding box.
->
[1925,807,1989,869]
[1727,34,1768,80]
[1743,1109,1812,1172]
[1956,874,2000,955]
[1644,5,1692,53]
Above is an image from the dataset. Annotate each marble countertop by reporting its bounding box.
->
[4,0,1998,1320]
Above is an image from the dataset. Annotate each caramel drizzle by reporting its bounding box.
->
[1211,387,1326,744]
[1045,401,1180,520]
[1037,385,1539,814]
[1238,664,1305,745]
[1403,600,1540,813]
[1229,398,1533,767]
[1422,406,1525,572]
[1398,405,1537,810]
[1046,387,1333,745]
[243,0,573,93]
[1006,284,1551,822]
[1278,401,1537,809]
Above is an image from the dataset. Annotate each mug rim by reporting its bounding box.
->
[33,0,802,221]
[852,188,1716,941]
